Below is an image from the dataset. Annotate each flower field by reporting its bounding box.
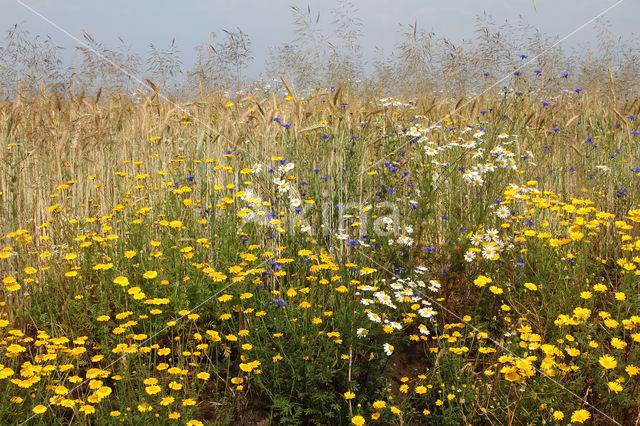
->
[1,73,640,425]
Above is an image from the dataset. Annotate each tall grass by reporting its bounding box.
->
[0,4,639,425]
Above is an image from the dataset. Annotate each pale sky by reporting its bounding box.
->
[0,0,636,78]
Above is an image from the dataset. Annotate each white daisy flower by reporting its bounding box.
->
[367,311,382,323]
[495,206,510,219]
[383,343,394,356]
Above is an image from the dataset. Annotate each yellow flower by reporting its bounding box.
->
[611,338,627,350]
[79,405,95,415]
[113,276,129,287]
[137,402,153,412]
[351,415,365,425]
[524,282,537,291]
[218,294,233,302]
[570,409,590,423]
[626,365,639,376]
[344,391,355,400]
[143,270,158,279]
[415,385,427,394]
[145,385,161,395]
[489,285,503,295]
[474,275,492,287]
[372,400,386,410]
[160,396,175,406]
[593,283,607,292]
[197,372,210,381]
[95,386,112,398]
[552,411,564,420]
[32,405,47,414]
[607,381,623,393]
[599,355,617,370]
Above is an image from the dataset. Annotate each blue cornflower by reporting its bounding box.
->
[275,298,287,307]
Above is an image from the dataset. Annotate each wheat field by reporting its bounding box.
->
[1,6,640,425]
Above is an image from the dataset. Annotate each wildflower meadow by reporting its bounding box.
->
[1,4,640,425]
